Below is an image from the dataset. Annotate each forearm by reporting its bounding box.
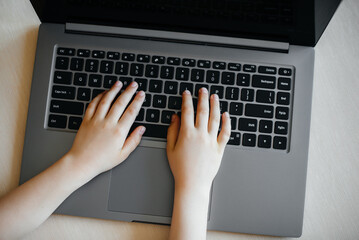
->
[169,184,211,240]
[0,154,92,240]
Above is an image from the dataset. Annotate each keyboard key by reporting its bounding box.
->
[143,94,152,107]
[167,57,180,65]
[259,120,273,133]
[100,61,114,74]
[115,62,129,75]
[256,90,275,104]
[229,102,243,116]
[146,109,160,122]
[206,70,220,84]
[103,76,117,88]
[70,58,84,71]
[242,133,256,147]
[219,101,228,113]
[119,77,133,89]
[85,59,99,72]
[77,49,90,57]
[243,64,256,72]
[221,72,235,85]
[228,132,241,145]
[278,77,291,90]
[137,54,150,63]
[245,104,274,118]
[68,117,83,130]
[180,82,194,94]
[230,117,237,130]
[237,73,250,86]
[77,88,91,101]
[225,87,239,100]
[149,79,163,93]
[279,68,292,76]
[122,53,135,61]
[191,69,205,82]
[52,85,75,100]
[136,108,145,121]
[274,121,288,135]
[54,71,72,85]
[74,73,87,86]
[182,58,196,67]
[92,50,105,58]
[160,66,174,79]
[258,135,272,148]
[241,88,254,102]
[252,75,276,89]
[55,57,69,70]
[176,67,190,81]
[258,66,277,74]
[194,84,209,97]
[48,114,67,128]
[50,100,84,115]
[239,118,257,132]
[161,110,175,124]
[164,81,178,94]
[273,136,287,149]
[152,56,165,64]
[197,60,211,68]
[213,61,226,69]
[145,65,159,78]
[130,63,144,76]
[276,107,289,120]
[228,63,241,71]
[168,96,182,110]
[277,92,290,105]
[107,51,120,60]
[130,122,168,139]
[135,78,148,91]
[57,47,75,56]
[210,85,224,98]
[89,74,102,87]
[153,95,167,108]
[92,89,105,99]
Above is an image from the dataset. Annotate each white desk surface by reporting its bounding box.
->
[1,0,358,239]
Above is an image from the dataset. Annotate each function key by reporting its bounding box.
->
[279,68,292,76]
[243,64,256,72]
[167,57,181,65]
[68,117,83,130]
[92,50,105,58]
[252,75,276,89]
[276,107,289,120]
[213,61,226,70]
[274,121,288,135]
[197,60,211,68]
[228,63,241,71]
[182,58,196,67]
[258,66,277,74]
[276,92,290,105]
[107,51,120,60]
[48,114,67,128]
[278,77,291,90]
[137,54,150,63]
[273,136,287,150]
[55,57,69,70]
[57,47,75,56]
[122,53,135,61]
[77,49,90,57]
[152,56,166,64]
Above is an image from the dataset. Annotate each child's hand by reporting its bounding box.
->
[66,81,146,179]
[167,88,231,192]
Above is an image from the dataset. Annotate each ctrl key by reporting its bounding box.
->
[228,132,241,145]
[48,114,67,128]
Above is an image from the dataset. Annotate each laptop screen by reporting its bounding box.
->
[31,0,341,46]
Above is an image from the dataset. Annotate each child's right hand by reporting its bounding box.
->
[166,88,231,192]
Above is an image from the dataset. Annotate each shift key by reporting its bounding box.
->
[245,104,274,118]
[50,100,84,115]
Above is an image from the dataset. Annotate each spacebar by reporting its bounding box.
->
[130,122,168,139]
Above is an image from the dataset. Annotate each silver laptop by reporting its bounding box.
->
[20,0,341,237]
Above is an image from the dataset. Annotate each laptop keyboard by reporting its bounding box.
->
[47,46,294,151]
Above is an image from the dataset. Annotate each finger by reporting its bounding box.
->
[117,90,145,129]
[118,126,146,162]
[181,90,194,128]
[195,87,209,130]
[83,92,106,121]
[218,112,231,149]
[208,94,220,135]
[93,81,123,120]
[107,81,138,122]
[167,114,180,151]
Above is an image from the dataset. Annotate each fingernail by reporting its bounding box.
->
[213,94,219,100]
[131,81,138,88]
[138,91,145,97]
[139,126,146,135]
[183,90,190,95]
[171,114,176,122]
[224,112,229,117]
[201,87,208,94]
[115,81,122,87]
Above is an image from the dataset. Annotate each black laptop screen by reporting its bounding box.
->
[30,0,341,46]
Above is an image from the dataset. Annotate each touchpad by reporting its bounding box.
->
[108,146,174,217]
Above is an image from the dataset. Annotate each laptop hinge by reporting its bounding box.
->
[66,23,289,53]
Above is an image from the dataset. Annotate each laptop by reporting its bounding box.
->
[20,0,341,237]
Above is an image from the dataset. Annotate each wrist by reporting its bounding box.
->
[174,181,212,201]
